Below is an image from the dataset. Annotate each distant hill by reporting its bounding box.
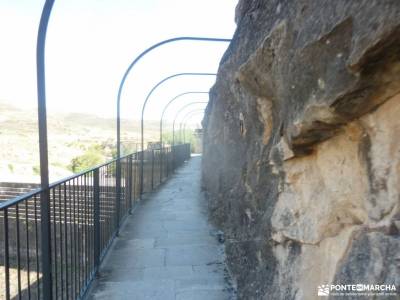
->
[0,100,166,183]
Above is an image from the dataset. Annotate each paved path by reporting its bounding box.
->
[87,155,235,300]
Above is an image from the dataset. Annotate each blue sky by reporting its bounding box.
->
[0,0,237,126]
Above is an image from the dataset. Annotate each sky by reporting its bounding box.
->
[0,0,237,128]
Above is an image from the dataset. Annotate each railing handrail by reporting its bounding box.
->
[0,146,176,211]
[0,188,42,210]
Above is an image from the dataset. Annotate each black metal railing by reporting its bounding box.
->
[0,143,191,300]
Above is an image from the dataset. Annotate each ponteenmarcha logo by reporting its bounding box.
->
[317,285,330,296]
[317,284,397,297]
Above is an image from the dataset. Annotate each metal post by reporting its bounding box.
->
[115,162,121,235]
[128,155,133,213]
[3,209,10,300]
[115,157,122,235]
[159,147,163,184]
[93,169,100,274]
[36,1,55,299]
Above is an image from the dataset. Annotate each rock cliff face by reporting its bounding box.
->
[202,1,400,299]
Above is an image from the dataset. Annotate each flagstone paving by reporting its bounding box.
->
[86,155,236,300]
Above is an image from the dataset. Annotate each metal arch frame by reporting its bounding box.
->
[37,1,55,298]
[33,11,231,299]
[116,37,231,202]
[158,91,209,183]
[171,102,208,146]
[139,73,214,194]
[179,110,205,143]
[140,73,214,153]
[116,36,231,156]
[159,91,209,148]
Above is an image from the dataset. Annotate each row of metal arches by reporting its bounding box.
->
[34,0,231,298]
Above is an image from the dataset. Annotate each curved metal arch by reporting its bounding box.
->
[179,110,205,143]
[158,91,209,183]
[140,72,215,153]
[37,1,55,298]
[139,74,214,194]
[116,36,231,198]
[159,91,209,146]
[116,36,231,160]
[172,101,208,146]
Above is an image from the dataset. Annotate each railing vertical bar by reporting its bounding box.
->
[94,169,100,273]
[100,167,104,252]
[72,178,77,298]
[84,173,88,285]
[52,188,58,300]
[162,148,164,180]
[100,167,104,251]
[151,149,155,190]
[139,151,143,196]
[125,157,129,211]
[105,166,108,247]
[158,150,161,186]
[25,200,32,300]
[133,153,137,203]
[159,150,161,185]
[86,172,93,276]
[160,146,163,184]
[113,162,116,235]
[128,155,133,212]
[92,172,95,272]
[114,160,120,235]
[3,209,10,300]
[111,163,115,237]
[33,195,40,300]
[105,166,108,249]
[16,204,22,300]
[105,166,108,243]
[125,157,128,210]
[89,173,93,274]
[77,177,81,295]
[63,183,69,300]
[121,159,124,212]
[105,165,108,243]
[86,174,90,278]
[98,169,101,253]
[69,180,74,299]
[58,186,64,300]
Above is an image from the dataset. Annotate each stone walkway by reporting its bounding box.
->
[87,155,235,300]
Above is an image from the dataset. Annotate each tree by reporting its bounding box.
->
[69,145,105,173]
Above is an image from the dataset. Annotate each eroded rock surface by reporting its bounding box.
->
[202,1,400,299]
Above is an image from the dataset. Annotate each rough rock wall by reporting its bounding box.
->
[202,1,400,299]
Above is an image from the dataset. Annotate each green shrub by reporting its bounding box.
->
[69,145,105,173]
